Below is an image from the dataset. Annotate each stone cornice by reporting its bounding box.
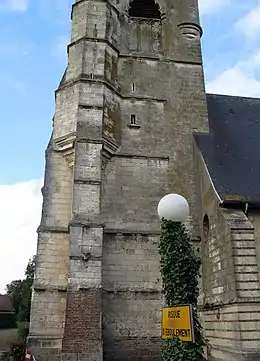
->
[53,132,76,168]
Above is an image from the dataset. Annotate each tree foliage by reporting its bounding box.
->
[5,280,23,316]
[1,256,36,361]
[158,220,205,361]
[6,256,35,324]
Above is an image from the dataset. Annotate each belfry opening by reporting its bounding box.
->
[128,0,161,19]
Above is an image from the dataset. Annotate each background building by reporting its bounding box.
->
[0,295,16,354]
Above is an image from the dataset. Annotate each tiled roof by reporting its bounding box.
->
[194,93,260,205]
[0,295,14,312]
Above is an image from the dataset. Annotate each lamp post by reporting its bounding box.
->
[157,194,205,361]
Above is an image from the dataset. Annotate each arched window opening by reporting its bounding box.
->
[129,0,161,19]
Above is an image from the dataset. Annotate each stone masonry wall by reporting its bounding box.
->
[102,232,162,361]
[29,0,209,360]
[28,136,73,361]
[99,0,208,357]
[62,0,120,360]
[248,210,260,285]
[194,143,260,361]
[101,157,170,230]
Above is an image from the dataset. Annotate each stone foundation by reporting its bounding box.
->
[62,289,102,354]
[103,337,161,361]
[209,346,260,361]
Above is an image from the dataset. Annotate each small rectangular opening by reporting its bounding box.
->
[130,114,136,125]
[132,83,135,91]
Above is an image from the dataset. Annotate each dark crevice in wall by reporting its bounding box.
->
[129,0,161,19]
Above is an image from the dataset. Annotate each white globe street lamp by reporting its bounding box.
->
[157,193,189,222]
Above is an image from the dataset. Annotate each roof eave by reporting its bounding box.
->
[199,151,224,205]
[222,199,260,209]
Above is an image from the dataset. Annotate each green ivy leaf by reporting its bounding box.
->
[159,219,205,361]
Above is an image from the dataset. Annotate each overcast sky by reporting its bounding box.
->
[1,0,260,293]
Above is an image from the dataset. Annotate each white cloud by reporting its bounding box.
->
[235,4,260,39]
[206,50,260,97]
[199,0,231,15]
[0,0,29,12]
[0,178,43,294]
[207,67,260,97]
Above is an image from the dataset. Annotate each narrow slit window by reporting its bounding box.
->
[130,114,136,125]
[132,83,135,91]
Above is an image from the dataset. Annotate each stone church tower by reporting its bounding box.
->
[28,0,260,360]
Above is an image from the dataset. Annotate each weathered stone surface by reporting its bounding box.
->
[62,289,102,353]
[194,142,260,360]
[28,1,260,361]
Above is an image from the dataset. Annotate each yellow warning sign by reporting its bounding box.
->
[161,305,194,342]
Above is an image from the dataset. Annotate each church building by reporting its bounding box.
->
[28,0,260,360]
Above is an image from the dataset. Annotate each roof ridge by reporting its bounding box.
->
[206,93,260,101]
